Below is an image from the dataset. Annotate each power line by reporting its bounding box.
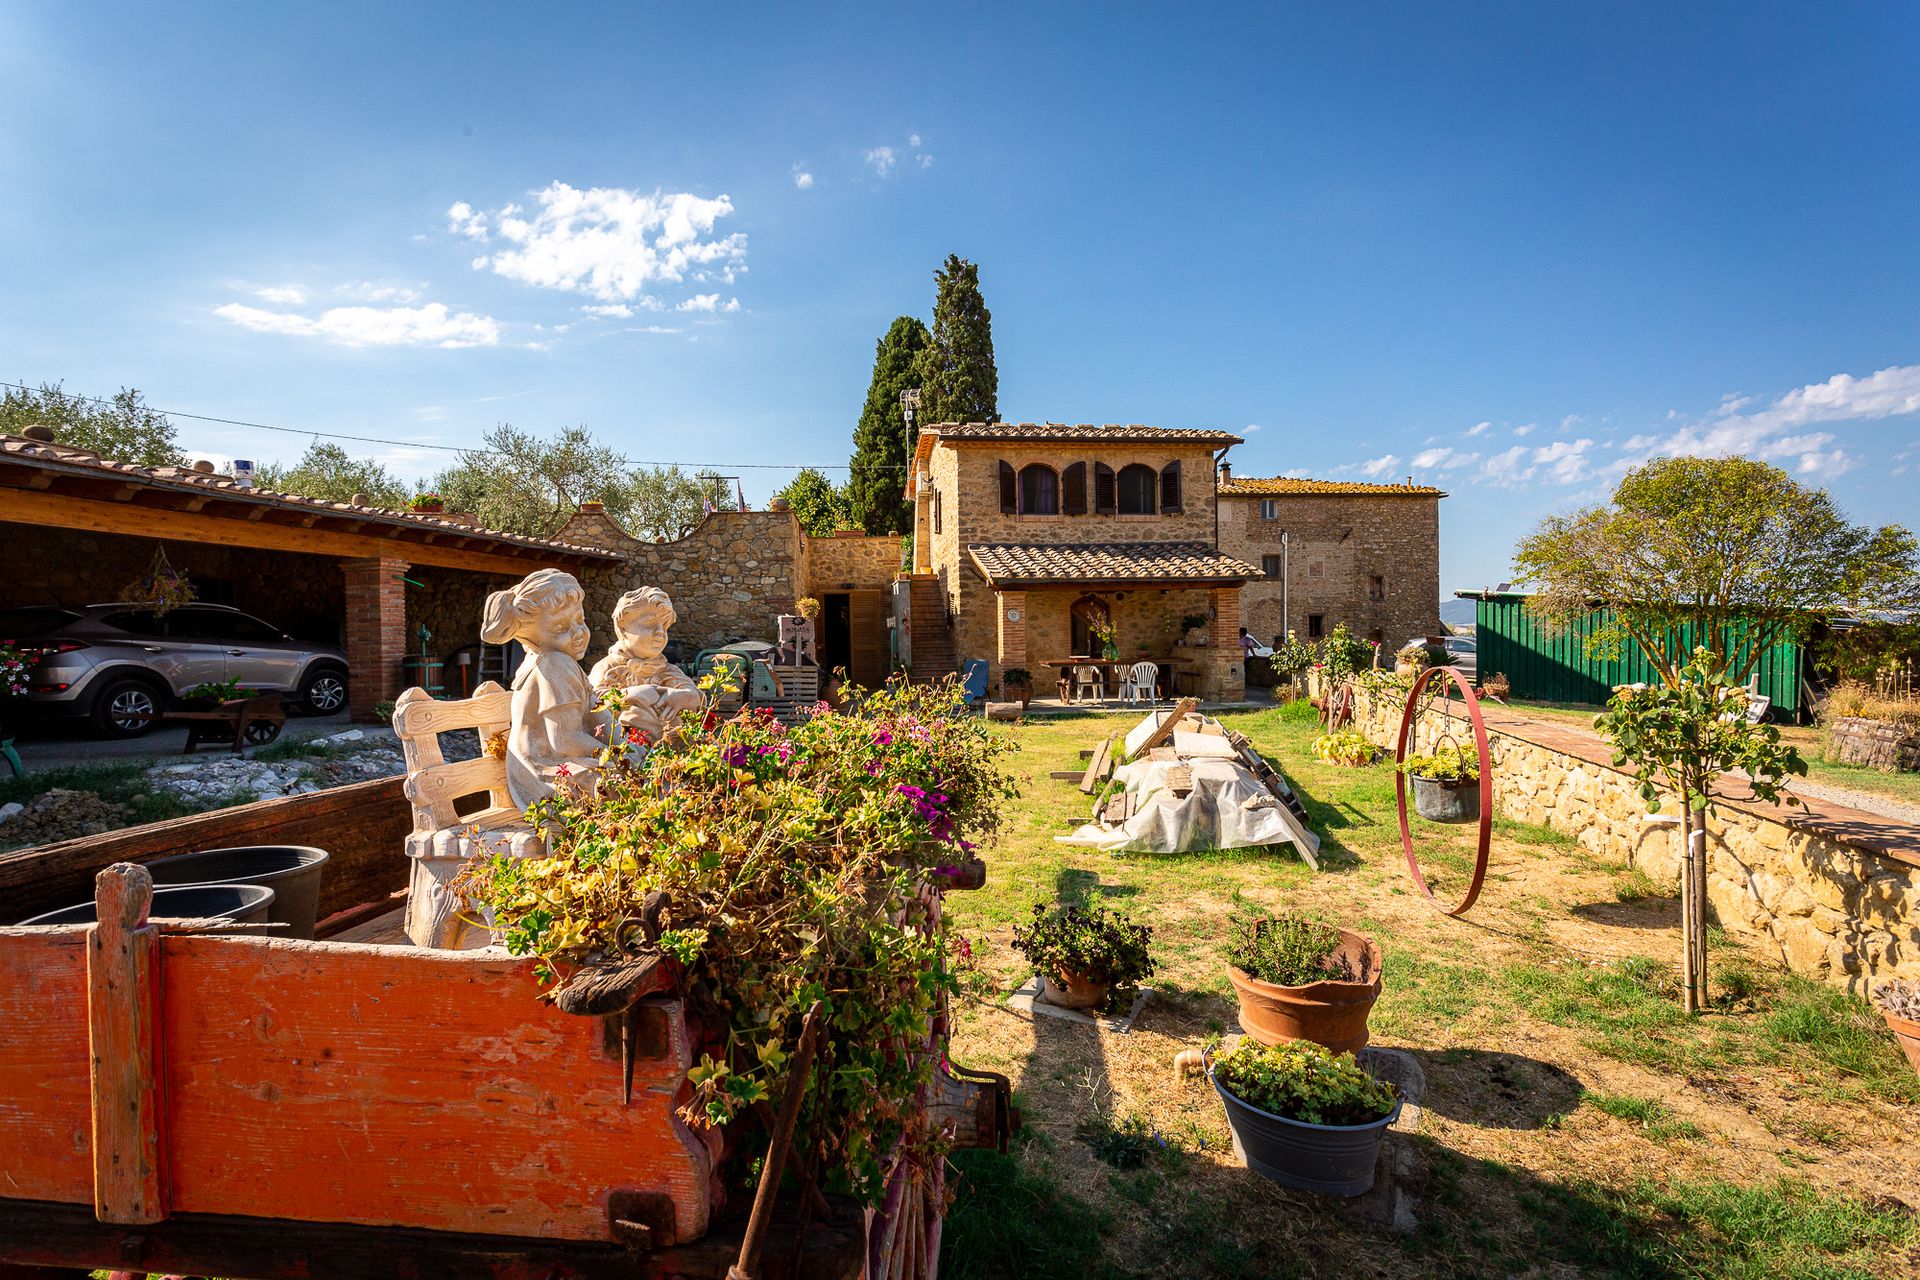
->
[0,380,911,472]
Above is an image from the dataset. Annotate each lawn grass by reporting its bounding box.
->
[941,702,1920,1279]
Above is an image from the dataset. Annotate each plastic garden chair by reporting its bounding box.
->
[1071,664,1107,703]
[1123,661,1158,705]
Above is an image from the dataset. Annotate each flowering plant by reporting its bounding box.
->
[408,492,444,511]
[121,546,195,615]
[0,644,29,699]
[456,675,1017,1204]
[1011,901,1155,1004]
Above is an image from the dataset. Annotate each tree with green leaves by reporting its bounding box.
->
[847,316,930,534]
[1,381,182,466]
[630,465,737,541]
[430,423,639,537]
[1515,455,1920,686]
[916,255,998,429]
[257,441,410,507]
[775,467,851,536]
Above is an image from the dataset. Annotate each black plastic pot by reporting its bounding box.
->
[144,845,330,939]
[1209,1064,1401,1196]
[21,883,276,928]
[1410,774,1480,824]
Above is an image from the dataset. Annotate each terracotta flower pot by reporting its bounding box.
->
[1229,929,1383,1054]
[1885,1009,1920,1076]
[1039,970,1110,1011]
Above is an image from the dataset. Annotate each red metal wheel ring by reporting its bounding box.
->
[1394,665,1493,916]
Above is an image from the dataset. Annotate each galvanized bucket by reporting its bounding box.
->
[1209,1064,1401,1196]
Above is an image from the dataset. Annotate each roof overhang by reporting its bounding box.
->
[967,541,1257,591]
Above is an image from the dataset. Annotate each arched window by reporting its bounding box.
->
[1117,464,1157,515]
[1019,464,1059,515]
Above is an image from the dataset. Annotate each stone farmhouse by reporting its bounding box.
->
[1216,466,1445,651]
[899,423,1447,701]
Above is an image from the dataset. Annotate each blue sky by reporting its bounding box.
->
[4,3,1918,598]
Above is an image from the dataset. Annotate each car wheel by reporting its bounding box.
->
[298,666,348,716]
[92,677,162,738]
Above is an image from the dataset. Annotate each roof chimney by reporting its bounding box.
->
[1218,460,1232,484]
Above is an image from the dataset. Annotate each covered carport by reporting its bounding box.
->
[0,432,620,720]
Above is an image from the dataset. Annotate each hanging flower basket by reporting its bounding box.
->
[121,546,196,615]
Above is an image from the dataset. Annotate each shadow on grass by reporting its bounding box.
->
[1410,1047,1583,1130]
[1570,898,1682,931]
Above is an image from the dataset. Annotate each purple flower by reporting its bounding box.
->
[864,760,883,776]
[872,729,894,747]
[720,744,752,769]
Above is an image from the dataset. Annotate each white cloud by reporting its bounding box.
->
[1242,423,1263,435]
[214,300,500,349]
[1512,423,1536,437]
[1476,439,1595,487]
[919,154,933,170]
[446,201,488,240]
[676,293,740,313]
[864,146,896,177]
[255,284,305,305]
[1465,421,1489,437]
[1410,446,1481,472]
[1280,467,1314,479]
[909,133,922,148]
[458,181,747,305]
[338,281,423,304]
[1358,453,1400,477]
[581,303,634,319]
[792,167,814,190]
[1533,438,1595,483]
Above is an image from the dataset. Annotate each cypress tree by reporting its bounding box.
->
[847,315,931,534]
[918,254,999,427]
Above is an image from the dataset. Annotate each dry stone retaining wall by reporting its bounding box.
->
[1352,689,1920,993]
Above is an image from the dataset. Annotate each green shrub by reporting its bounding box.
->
[1312,728,1376,767]
[1396,742,1479,783]
[1211,1038,1397,1126]
[1227,911,1358,986]
[1011,901,1155,992]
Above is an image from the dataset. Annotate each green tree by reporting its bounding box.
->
[430,423,640,537]
[775,467,851,536]
[846,316,930,534]
[916,255,998,430]
[257,441,410,507]
[1515,456,1920,686]
[629,465,736,541]
[0,381,182,466]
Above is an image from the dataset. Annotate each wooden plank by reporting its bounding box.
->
[1147,746,1177,762]
[87,864,168,1224]
[1046,770,1083,781]
[0,926,94,1205]
[848,590,887,688]
[0,778,411,924]
[1078,736,1113,794]
[155,937,711,1244]
[1166,766,1194,796]
[0,487,598,576]
[1127,698,1196,762]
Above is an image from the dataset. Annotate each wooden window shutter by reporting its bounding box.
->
[1160,461,1183,512]
[998,461,1016,514]
[1094,463,1116,515]
[1062,461,1088,515]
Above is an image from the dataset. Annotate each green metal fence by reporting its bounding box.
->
[1468,593,1802,716]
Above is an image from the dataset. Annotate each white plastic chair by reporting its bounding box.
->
[1123,661,1159,705]
[1071,663,1107,703]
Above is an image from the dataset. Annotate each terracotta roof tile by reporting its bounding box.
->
[1219,476,1446,497]
[0,434,621,560]
[968,541,1258,587]
[929,422,1243,446]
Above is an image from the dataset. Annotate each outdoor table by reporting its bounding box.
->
[1037,657,1184,702]
[170,691,286,754]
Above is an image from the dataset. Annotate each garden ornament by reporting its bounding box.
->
[775,612,817,666]
[480,568,606,809]
[590,586,705,746]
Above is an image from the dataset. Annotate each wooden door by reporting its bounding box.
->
[849,590,887,688]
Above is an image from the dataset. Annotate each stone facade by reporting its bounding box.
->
[802,532,904,596]
[1352,688,1919,992]
[914,425,1248,698]
[1218,473,1444,650]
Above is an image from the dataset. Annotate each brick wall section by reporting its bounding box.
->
[341,556,410,721]
[996,591,1027,671]
[1219,492,1442,647]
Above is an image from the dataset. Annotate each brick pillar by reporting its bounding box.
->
[342,556,410,722]
[996,590,1027,679]
[1207,586,1246,702]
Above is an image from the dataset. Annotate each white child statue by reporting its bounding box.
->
[480,568,606,809]
[589,586,705,744]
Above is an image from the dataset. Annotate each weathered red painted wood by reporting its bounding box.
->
[0,928,93,1204]
[155,936,709,1244]
[85,865,167,1225]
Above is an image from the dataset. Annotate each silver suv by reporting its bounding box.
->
[2,604,349,737]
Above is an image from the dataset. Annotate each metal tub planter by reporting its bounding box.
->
[1207,1040,1401,1197]
[20,882,276,928]
[1408,774,1479,824]
[144,844,330,939]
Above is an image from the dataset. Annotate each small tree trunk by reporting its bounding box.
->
[1688,819,1710,1009]
[1679,804,1700,1015]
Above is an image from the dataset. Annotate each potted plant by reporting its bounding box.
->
[1872,979,1920,1076]
[1092,620,1120,661]
[181,678,247,709]
[1226,910,1383,1052]
[1206,1038,1401,1196]
[1011,901,1155,1012]
[409,492,445,514]
[1180,613,1209,646]
[795,596,822,620]
[1397,742,1481,823]
[1312,728,1376,767]
[1001,667,1034,708]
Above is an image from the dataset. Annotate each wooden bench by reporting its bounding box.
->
[393,683,546,950]
[171,692,286,754]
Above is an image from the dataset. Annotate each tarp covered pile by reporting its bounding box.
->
[1057,707,1321,860]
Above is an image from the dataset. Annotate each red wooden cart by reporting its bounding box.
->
[0,789,1010,1279]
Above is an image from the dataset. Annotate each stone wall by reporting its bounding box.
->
[1825,717,1920,773]
[1220,492,1443,649]
[1350,688,1920,993]
[803,533,904,596]
[938,439,1223,551]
